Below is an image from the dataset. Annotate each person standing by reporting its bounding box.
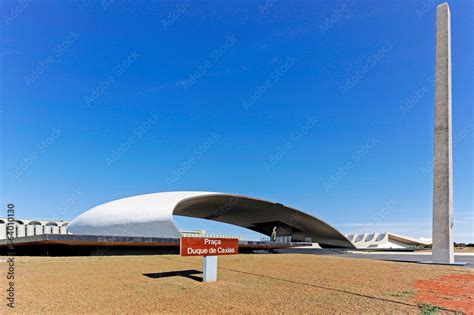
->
[271,226,277,242]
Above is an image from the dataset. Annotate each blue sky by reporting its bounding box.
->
[1,0,472,242]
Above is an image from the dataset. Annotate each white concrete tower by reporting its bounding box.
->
[432,2,454,264]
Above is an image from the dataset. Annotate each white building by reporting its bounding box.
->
[346,232,431,249]
[0,218,71,240]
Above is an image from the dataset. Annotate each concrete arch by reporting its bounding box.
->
[27,221,43,236]
[173,194,353,248]
[14,220,25,237]
[5,221,26,238]
[45,222,59,234]
[59,222,69,234]
[69,191,354,248]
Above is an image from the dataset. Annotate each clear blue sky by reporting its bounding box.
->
[1,0,472,242]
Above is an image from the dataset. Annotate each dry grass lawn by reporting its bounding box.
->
[1,254,472,314]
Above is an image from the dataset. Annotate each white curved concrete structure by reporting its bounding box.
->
[69,191,355,248]
[346,232,431,249]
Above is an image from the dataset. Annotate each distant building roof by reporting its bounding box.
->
[346,232,431,249]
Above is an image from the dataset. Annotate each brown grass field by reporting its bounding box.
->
[1,254,473,314]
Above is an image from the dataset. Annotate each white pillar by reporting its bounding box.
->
[15,223,25,238]
[203,256,218,282]
[0,223,6,240]
[27,225,35,236]
[61,224,69,234]
[35,225,44,235]
[432,2,454,264]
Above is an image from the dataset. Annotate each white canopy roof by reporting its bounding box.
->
[69,191,354,248]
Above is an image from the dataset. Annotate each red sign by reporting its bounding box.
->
[180,237,238,257]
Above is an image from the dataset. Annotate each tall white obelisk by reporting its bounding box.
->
[432,2,454,264]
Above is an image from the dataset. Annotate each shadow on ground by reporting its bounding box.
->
[143,269,203,282]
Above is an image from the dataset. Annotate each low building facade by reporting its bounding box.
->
[0,218,70,240]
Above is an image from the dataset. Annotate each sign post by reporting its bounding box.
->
[203,256,218,282]
[180,237,238,282]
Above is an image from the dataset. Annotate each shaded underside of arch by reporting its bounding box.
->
[174,194,354,248]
